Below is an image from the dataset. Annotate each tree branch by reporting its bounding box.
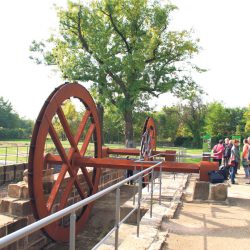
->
[145,24,167,64]
[107,71,127,94]
[61,22,78,36]
[76,7,105,65]
[76,7,127,95]
[77,7,91,54]
[100,9,131,53]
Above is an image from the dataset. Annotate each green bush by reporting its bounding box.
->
[0,128,31,139]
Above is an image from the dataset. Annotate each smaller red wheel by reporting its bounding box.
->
[140,117,157,160]
[139,117,157,186]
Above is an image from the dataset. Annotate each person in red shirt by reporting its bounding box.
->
[212,139,225,166]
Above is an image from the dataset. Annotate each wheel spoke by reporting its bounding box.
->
[57,107,94,190]
[48,120,69,165]
[46,166,86,212]
[80,166,94,190]
[80,123,95,156]
[48,120,87,204]
[47,164,68,212]
[75,110,91,144]
[57,106,78,152]
[57,171,87,212]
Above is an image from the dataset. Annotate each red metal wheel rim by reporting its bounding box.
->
[28,83,102,242]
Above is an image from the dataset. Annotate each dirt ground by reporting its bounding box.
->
[162,169,250,250]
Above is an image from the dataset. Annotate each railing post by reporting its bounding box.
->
[150,168,154,218]
[69,212,76,250]
[5,147,7,165]
[147,174,150,192]
[115,187,120,250]
[133,166,136,205]
[159,165,162,205]
[137,175,142,237]
[26,146,29,163]
[16,146,19,164]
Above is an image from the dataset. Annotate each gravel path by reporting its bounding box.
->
[163,169,250,250]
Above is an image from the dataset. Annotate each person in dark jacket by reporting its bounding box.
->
[229,139,240,184]
[223,138,232,166]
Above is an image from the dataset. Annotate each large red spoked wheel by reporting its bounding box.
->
[28,83,102,242]
[140,117,157,160]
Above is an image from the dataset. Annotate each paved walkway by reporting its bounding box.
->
[163,169,250,250]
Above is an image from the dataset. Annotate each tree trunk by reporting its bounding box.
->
[97,102,104,145]
[124,108,134,148]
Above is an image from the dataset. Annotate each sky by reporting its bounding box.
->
[0,0,250,120]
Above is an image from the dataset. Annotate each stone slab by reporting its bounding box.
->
[193,181,209,200]
[209,182,228,201]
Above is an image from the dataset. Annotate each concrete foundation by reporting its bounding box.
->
[193,180,228,201]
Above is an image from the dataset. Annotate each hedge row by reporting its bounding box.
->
[0,128,31,139]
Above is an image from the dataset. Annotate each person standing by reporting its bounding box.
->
[248,137,250,162]
[212,139,225,166]
[223,138,232,166]
[229,139,240,184]
[242,139,249,178]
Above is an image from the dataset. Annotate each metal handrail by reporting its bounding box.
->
[0,161,163,249]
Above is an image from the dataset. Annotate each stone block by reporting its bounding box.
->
[0,197,19,214]
[28,230,44,244]
[193,181,209,200]
[28,236,47,250]
[8,181,29,199]
[209,183,228,201]
[0,225,6,237]
[27,215,36,225]
[8,183,22,199]
[4,242,17,250]
[10,200,32,217]
[17,236,28,250]
[6,218,28,234]
[0,167,4,185]
[21,185,29,199]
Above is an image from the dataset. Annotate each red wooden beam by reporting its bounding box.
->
[45,154,218,181]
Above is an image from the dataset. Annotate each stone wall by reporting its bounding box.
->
[0,163,28,185]
[0,167,126,249]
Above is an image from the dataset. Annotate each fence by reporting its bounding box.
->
[0,146,30,166]
[0,144,188,166]
[0,160,163,250]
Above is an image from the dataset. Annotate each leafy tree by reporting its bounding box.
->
[178,93,207,147]
[204,102,230,137]
[103,98,153,145]
[0,97,19,129]
[103,105,124,144]
[154,106,180,143]
[244,104,250,135]
[30,0,201,147]
[226,107,246,136]
[0,96,34,139]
